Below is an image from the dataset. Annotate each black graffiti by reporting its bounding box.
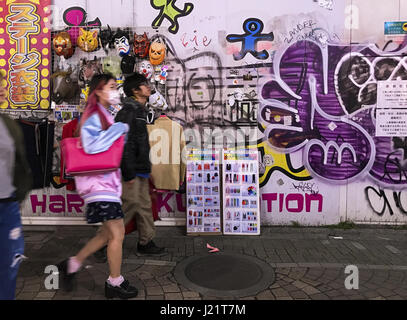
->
[283,20,317,44]
[292,182,319,194]
[336,54,407,114]
[380,151,407,184]
[365,186,407,216]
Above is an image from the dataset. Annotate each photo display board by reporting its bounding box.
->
[186,149,221,235]
[222,149,260,235]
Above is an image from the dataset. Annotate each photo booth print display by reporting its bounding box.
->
[186,150,221,234]
[222,149,260,235]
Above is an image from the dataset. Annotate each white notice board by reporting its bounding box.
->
[376,80,407,137]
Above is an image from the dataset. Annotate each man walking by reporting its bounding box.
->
[115,73,165,255]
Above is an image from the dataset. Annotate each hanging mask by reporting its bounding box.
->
[53,31,75,59]
[77,28,99,52]
[102,56,122,78]
[139,60,153,80]
[134,32,150,58]
[148,90,168,111]
[100,25,114,52]
[149,39,166,65]
[79,57,102,86]
[113,29,130,57]
[121,55,136,75]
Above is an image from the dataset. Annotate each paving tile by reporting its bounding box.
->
[289,290,309,299]
[309,293,330,300]
[325,290,343,298]
[146,286,164,296]
[302,286,320,295]
[256,290,275,300]
[162,284,180,293]
[16,292,37,300]
[182,291,200,298]
[376,288,397,298]
[271,288,290,297]
[292,280,308,289]
[147,295,165,300]
[275,296,293,300]
[22,284,41,292]
[35,291,56,299]
[144,279,160,287]
[165,293,183,300]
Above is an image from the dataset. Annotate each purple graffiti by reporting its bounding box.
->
[259,40,407,188]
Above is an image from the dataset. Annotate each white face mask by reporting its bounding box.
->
[106,90,121,105]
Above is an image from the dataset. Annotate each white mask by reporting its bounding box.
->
[107,90,121,105]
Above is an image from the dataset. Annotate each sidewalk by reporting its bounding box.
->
[16,225,407,300]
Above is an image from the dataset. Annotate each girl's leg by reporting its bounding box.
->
[73,224,110,264]
[103,219,125,278]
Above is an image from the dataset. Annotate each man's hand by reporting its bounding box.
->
[126,179,136,185]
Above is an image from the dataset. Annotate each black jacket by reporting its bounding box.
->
[115,97,151,181]
[0,114,33,202]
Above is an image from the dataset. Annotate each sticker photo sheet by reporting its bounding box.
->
[186,150,221,234]
[223,149,260,235]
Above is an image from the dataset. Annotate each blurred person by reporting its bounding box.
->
[57,74,139,299]
[0,73,32,300]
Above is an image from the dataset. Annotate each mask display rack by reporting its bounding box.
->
[186,149,222,235]
[222,148,260,235]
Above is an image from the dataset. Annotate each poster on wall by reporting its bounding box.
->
[376,80,407,137]
[186,149,222,235]
[0,0,51,110]
[53,105,80,123]
[222,148,260,235]
[384,21,407,44]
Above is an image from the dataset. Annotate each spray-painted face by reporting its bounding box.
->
[115,36,130,56]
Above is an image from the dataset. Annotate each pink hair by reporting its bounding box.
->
[75,81,110,136]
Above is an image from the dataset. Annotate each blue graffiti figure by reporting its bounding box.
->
[226,18,274,60]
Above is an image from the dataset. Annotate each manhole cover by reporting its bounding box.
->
[174,254,275,298]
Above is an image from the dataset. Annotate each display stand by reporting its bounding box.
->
[186,149,222,235]
[222,148,260,235]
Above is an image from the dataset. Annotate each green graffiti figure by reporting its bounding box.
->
[151,0,194,34]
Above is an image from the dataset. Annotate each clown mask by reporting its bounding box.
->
[139,60,153,80]
[149,40,166,65]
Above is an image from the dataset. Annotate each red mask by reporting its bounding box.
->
[134,32,150,58]
[53,32,75,59]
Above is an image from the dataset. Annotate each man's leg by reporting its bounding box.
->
[121,179,138,227]
[133,177,155,245]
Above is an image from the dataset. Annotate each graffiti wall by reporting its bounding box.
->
[16,0,407,225]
